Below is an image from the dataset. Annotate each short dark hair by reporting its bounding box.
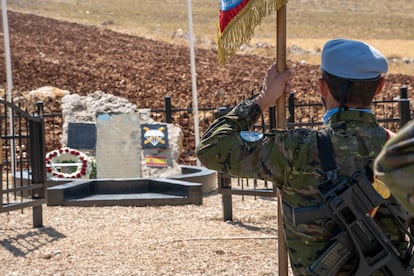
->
[322,71,381,107]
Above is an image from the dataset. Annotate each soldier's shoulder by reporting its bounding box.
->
[284,128,318,146]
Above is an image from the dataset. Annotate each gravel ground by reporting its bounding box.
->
[0,193,294,276]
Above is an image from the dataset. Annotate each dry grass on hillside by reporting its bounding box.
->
[7,0,414,75]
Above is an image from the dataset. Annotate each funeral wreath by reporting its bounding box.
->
[45,147,89,179]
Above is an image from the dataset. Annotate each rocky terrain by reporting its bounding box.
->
[1,11,413,164]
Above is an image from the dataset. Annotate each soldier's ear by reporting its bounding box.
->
[319,78,329,98]
[375,77,385,96]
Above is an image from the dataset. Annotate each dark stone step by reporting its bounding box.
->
[63,192,191,207]
[48,178,202,207]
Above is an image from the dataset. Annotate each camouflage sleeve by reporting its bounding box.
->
[375,120,414,215]
[196,98,303,184]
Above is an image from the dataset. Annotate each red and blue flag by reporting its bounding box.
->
[218,0,288,64]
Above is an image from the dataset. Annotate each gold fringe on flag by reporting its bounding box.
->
[218,0,288,65]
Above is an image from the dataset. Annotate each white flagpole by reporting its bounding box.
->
[187,0,200,166]
[2,0,12,101]
[1,0,16,176]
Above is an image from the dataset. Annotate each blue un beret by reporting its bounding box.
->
[321,39,388,79]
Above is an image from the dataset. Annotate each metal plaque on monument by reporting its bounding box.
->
[67,122,96,150]
[96,113,141,178]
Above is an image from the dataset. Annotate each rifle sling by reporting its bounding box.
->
[317,129,339,179]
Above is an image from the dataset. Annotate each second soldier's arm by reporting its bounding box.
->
[375,119,414,215]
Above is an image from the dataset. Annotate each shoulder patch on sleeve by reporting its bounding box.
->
[240,131,264,142]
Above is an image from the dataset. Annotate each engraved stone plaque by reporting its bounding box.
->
[96,113,141,178]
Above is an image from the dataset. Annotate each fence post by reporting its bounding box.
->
[269,107,276,130]
[36,101,44,116]
[399,86,410,128]
[218,172,233,221]
[30,102,46,228]
[165,96,172,123]
[288,91,295,128]
[214,107,234,221]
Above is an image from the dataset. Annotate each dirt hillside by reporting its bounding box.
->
[0,11,413,163]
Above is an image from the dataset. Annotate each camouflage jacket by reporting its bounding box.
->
[196,99,408,275]
[375,120,414,216]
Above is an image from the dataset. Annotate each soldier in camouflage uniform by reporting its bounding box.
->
[375,119,414,216]
[196,39,410,275]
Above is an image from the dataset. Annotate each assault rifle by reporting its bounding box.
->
[307,172,414,275]
[302,130,414,275]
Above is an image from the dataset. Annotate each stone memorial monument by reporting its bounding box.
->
[61,91,183,179]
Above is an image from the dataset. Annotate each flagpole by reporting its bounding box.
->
[2,0,16,177]
[1,0,12,102]
[276,4,289,276]
[187,0,200,166]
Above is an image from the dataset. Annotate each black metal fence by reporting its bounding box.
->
[0,100,47,228]
[290,86,411,130]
